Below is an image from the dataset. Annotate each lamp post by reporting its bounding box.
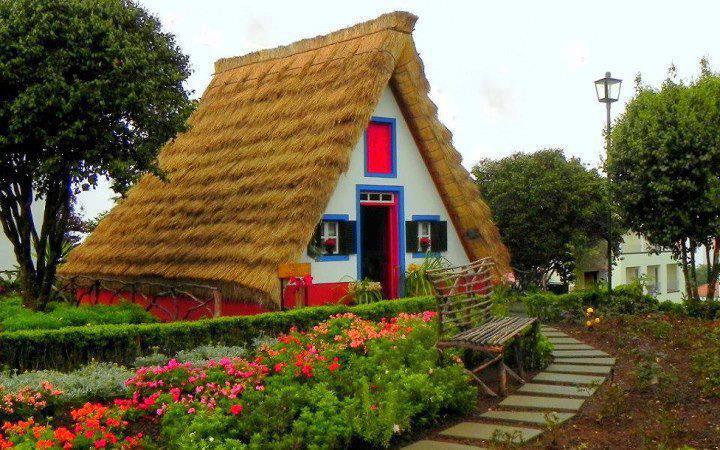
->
[594,72,622,294]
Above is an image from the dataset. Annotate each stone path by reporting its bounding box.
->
[402,325,614,449]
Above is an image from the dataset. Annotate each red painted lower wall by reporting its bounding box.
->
[282,282,350,309]
[80,290,268,322]
[79,282,351,322]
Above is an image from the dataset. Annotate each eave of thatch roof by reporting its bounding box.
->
[60,11,510,307]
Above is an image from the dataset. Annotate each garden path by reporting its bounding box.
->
[403,325,615,448]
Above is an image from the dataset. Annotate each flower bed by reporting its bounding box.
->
[0,296,435,371]
[0,311,476,448]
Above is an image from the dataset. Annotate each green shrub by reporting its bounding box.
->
[0,296,156,332]
[504,323,553,372]
[405,255,446,297]
[521,283,659,323]
[0,362,133,413]
[692,327,720,397]
[659,300,686,315]
[0,296,434,371]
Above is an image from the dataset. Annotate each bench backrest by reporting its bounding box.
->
[425,258,497,336]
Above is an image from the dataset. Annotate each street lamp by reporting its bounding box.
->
[595,72,622,294]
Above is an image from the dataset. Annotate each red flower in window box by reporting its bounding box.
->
[419,237,431,251]
[323,238,337,254]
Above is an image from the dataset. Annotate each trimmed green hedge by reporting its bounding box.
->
[521,283,659,322]
[0,297,434,372]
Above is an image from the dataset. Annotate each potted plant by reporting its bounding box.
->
[419,237,431,253]
[323,238,337,255]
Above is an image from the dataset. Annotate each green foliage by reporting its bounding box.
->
[0,0,194,310]
[405,255,446,297]
[609,62,720,305]
[504,324,553,372]
[0,296,156,331]
[0,362,133,412]
[349,278,384,304]
[157,314,475,449]
[133,341,273,367]
[472,148,622,288]
[521,283,658,323]
[0,296,435,371]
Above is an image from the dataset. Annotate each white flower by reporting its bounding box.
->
[209,437,215,442]
[393,424,401,434]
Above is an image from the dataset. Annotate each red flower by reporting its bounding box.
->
[328,358,341,372]
[54,427,75,442]
[94,439,107,448]
[230,404,243,415]
[301,365,313,378]
[274,363,286,373]
[419,237,431,247]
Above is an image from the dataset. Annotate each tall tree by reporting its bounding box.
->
[472,149,620,289]
[0,0,194,310]
[609,61,720,312]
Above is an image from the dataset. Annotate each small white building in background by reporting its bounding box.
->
[573,233,685,302]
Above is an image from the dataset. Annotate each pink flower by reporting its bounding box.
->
[187,408,196,414]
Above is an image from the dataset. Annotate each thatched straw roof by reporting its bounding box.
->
[60,12,511,308]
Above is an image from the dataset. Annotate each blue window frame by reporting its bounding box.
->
[411,215,441,258]
[316,214,350,262]
[364,116,397,178]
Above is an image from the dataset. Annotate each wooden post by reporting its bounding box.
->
[294,287,305,309]
[498,361,508,396]
[514,340,526,380]
[212,289,222,318]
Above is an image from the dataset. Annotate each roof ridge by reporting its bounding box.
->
[214,11,417,74]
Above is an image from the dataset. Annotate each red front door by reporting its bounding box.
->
[360,193,399,299]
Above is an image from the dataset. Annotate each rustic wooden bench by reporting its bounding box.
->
[426,258,537,397]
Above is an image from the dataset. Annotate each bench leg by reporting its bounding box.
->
[465,369,498,397]
[513,340,526,381]
[498,362,508,396]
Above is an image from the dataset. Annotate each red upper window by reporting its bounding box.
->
[365,121,394,176]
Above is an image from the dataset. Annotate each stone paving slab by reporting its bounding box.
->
[551,344,595,350]
[481,410,575,425]
[552,349,608,357]
[518,383,595,397]
[440,422,542,444]
[543,332,569,337]
[534,372,606,385]
[499,395,585,411]
[402,440,486,449]
[540,326,558,331]
[547,337,582,344]
[547,364,612,375]
[554,357,616,365]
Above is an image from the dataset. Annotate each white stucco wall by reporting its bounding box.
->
[299,86,470,286]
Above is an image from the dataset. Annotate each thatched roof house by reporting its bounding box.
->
[61,12,510,310]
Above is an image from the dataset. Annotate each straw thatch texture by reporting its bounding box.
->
[60,11,510,307]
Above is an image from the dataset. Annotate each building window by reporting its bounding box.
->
[626,266,640,283]
[320,221,339,255]
[406,216,447,256]
[365,118,396,178]
[647,265,660,294]
[417,222,432,252]
[309,215,356,261]
[667,264,679,293]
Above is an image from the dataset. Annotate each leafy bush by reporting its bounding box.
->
[0,296,435,371]
[0,312,476,449]
[0,363,133,415]
[521,283,659,323]
[405,256,446,296]
[504,324,553,372]
[0,296,156,332]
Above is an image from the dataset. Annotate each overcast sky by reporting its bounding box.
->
[78,0,720,219]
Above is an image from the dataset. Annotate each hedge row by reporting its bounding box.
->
[521,283,660,322]
[0,297,434,372]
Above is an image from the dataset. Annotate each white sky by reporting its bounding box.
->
[77,0,720,219]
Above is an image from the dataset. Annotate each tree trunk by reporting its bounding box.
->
[706,237,720,302]
[0,172,72,311]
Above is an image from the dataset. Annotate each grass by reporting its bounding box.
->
[0,295,157,332]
